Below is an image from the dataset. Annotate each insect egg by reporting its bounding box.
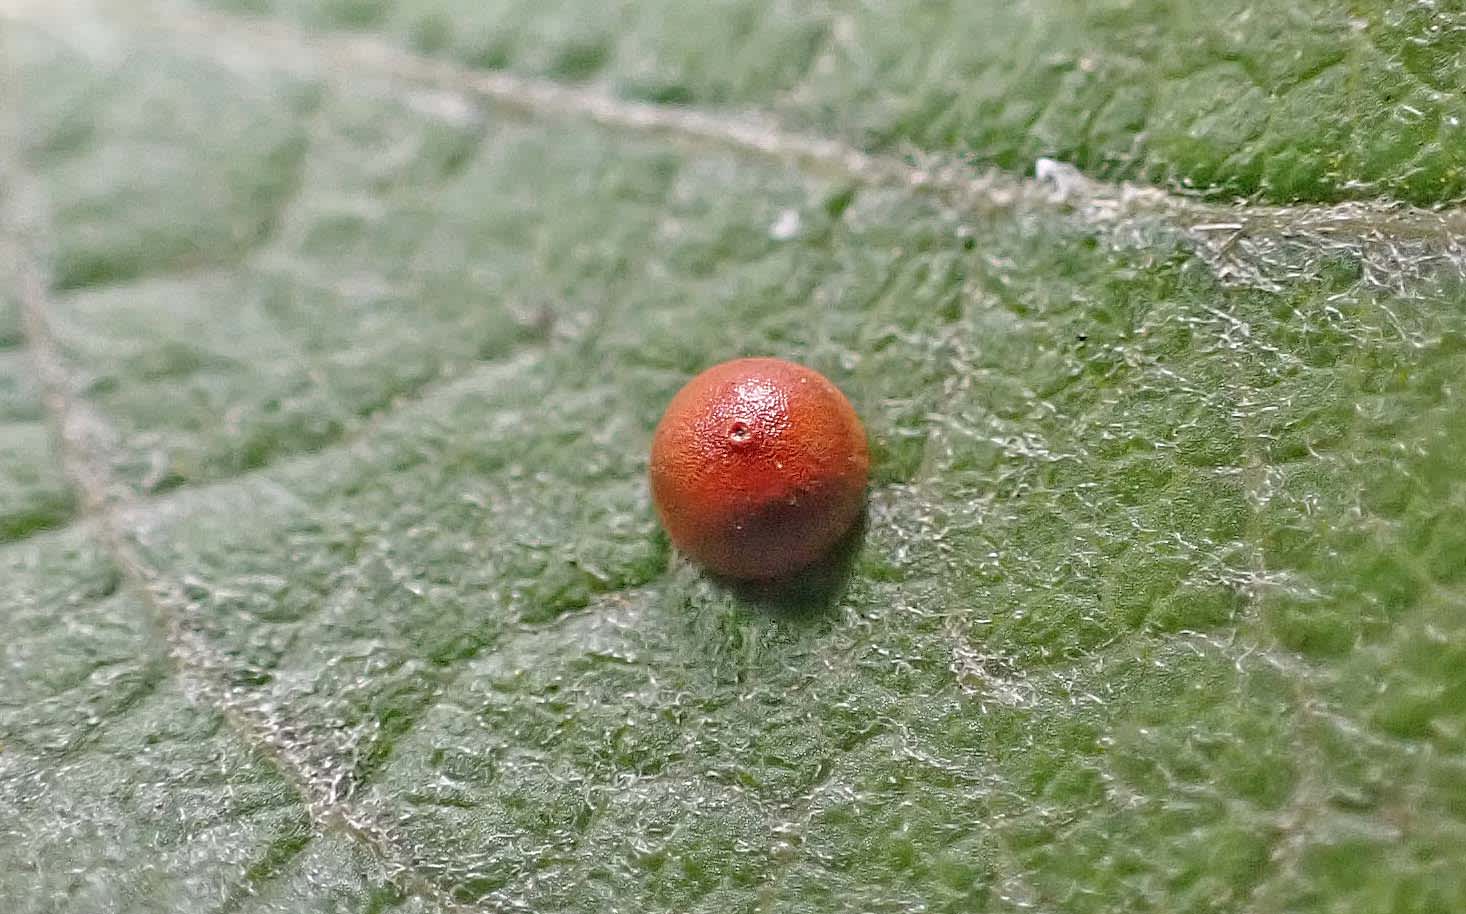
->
[649,357,869,580]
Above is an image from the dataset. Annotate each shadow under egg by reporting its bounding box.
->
[712,505,869,624]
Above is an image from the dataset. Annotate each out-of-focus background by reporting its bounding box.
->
[3,1,1465,912]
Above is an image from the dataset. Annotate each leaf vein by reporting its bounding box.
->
[1,95,509,914]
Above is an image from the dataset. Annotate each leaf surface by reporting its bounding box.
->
[3,3,1465,913]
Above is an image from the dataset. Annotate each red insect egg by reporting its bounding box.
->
[649,357,870,580]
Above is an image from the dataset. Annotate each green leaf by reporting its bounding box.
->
[194,0,1466,206]
[3,3,1465,913]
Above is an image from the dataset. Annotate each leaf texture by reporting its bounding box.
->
[3,2,1465,913]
